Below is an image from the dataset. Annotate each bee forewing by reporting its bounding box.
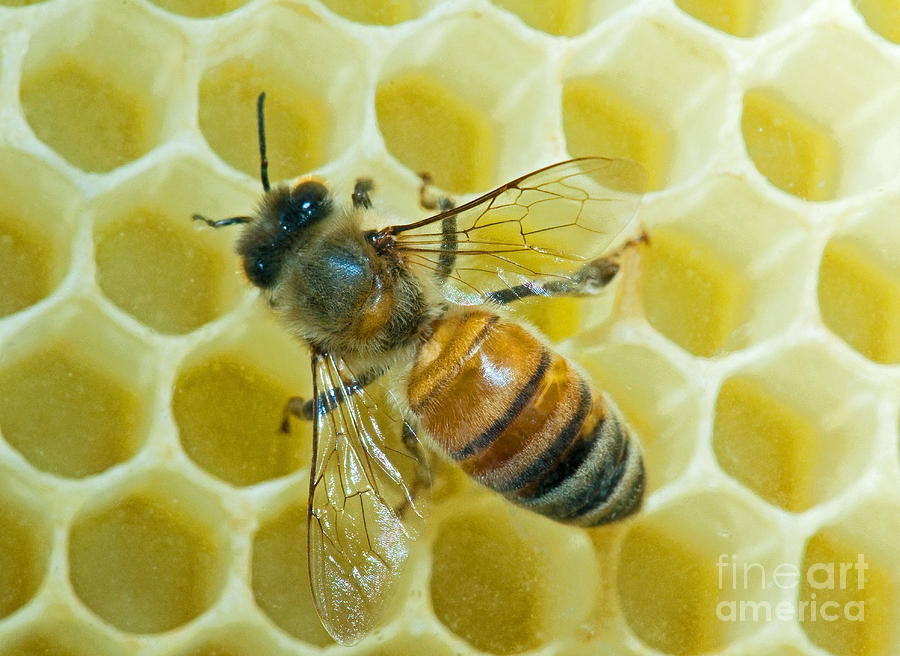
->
[307,354,429,645]
[394,157,647,304]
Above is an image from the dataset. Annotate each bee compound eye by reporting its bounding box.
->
[243,246,281,289]
[281,180,330,232]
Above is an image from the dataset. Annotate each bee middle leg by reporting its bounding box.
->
[279,365,387,433]
[418,172,458,282]
[486,231,649,305]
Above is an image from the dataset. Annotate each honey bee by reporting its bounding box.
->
[195,93,646,645]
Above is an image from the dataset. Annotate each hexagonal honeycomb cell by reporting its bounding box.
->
[197,4,366,183]
[617,493,781,654]
[639,176,810,356]
[0,483,49,622]
[799,502,900,656]
[0,619,127,656]
[741,27,900,200]
[18,2,186,172]
[563,17,729,191]
[430,497,597,654]
[251,498,332,646]
[147,0,249,18]
[91,158,248,334]
[67,474,227,634]
[0,1,899,655]
[712,345,880,513]
[0,303,151,478]
[818,201,900,364]
[172,316,311,486]
[376,14,549,192]
[0,148,79,318]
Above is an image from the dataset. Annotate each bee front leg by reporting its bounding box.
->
[191,214,251,228]
[352,178,375,209]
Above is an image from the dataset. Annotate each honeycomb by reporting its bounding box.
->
[0,0,899,655]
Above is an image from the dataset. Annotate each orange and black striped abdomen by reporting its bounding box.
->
[407,309,644,526]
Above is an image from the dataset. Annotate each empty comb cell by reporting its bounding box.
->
[18,3,185,174]
[641,227,749,357]
[618,495,779,654]
[855,0,900,44]
[618,521,724,654]
[252,503,333,646]
[0,493,48,621]
[714,377,816,512]
[431,501,596,654]
[68,482,226,634]
[492,0,586,36]
[94,211,236,334]
[0,342,143,478]
[199,61,327,183]
[320,0,421,25]
[147,0,249,18]
[20,58,152,173]
[376,72,496,194]
[674,0,757,37]
[818,240,900,364]
[741,89,838,201]
[172,354,309,487]
[800,530,896,656]
[562,78,670,191]
[0,214,54,318]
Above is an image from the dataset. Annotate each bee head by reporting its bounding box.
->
[236,179,332,288]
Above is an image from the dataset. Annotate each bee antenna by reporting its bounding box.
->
[257,91,270,192]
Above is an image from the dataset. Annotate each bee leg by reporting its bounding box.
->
[418,173,458,281]
[280,396,314,433]
[580,231,649,292]
[485,231,649,305]
[279,365,387,433]
[192,214,251,228]
[401,417,430,486]
[352,178,375,209]
[417,172,455,212]
[388,415,431,520]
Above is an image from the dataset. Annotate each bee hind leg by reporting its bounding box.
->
[485,231,649,305]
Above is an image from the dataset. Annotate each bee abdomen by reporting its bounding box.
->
[408,309,644,526]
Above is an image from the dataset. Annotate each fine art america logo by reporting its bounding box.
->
[716,553,868,623]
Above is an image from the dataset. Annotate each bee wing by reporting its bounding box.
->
[391,157,646,304]
[307,352,429,646]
